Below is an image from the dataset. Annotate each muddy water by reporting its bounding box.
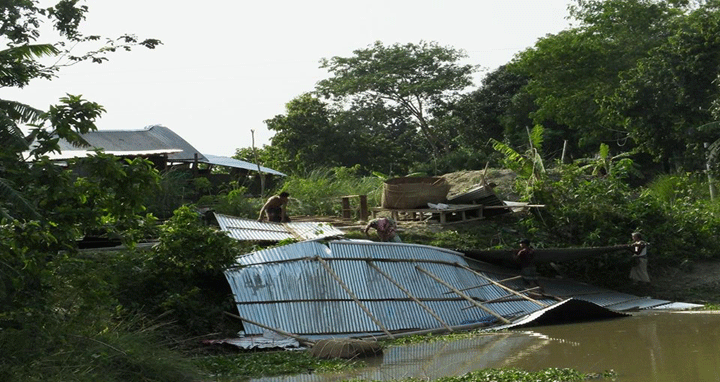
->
[257,311,720,382]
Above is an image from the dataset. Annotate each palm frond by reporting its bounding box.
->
[0,44,59,61]
[0,177,40,220]
[528,125,544,152]
[0,98,44,124]
[0,112,30,152]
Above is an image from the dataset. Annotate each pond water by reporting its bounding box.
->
[257,311,720,382]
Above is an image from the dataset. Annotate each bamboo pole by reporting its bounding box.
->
[366,260,453,332]
[251,129,265,196]
[457,264,547,307]
[315,256,395,338]
[460,287,542,310]
[223,311,315,346]
[415,265,510,324]
[443,276,522,294]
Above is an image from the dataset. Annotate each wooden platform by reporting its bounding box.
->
[371,204,484,225]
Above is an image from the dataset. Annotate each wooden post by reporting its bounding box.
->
[359,195,368,221]
[706,142,716,201]
[341,196,352,219]
[457,264,547,307]
[251,129,265,196]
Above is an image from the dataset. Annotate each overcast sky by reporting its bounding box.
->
[7,0,575,157]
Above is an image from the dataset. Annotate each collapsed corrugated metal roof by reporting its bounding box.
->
[225,240,558,337]
[214,213,345,242]
[224,240,700,339]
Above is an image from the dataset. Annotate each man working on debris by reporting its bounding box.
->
[514,238,543,293]
[364,217,401,242]
[258,192,291,222]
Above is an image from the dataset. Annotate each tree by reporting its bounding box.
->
[603,1,720,170]
[1,1,160,220]
[264,93,341,174]
[509,0,687,160]
[316,41,476,158]
[261,93,423,176]
[438,65,529,151]
[0,0,161,334]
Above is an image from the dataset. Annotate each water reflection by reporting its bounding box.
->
[504,311,720,382]
[253,311,720,381]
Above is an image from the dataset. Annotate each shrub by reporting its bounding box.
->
[117,206,248,335]
[280,166,384,216]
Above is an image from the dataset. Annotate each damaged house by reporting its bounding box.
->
[221,235,699,341]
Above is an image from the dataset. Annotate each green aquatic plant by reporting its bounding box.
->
[344,367,616,381]
[194,350,363,380]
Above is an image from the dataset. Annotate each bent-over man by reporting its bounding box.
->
[258,192,290,223]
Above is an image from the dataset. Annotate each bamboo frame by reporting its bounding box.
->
[458,263,548,307]
[366,260,453,332]
[315,256,395,338]
[415,265,510,324]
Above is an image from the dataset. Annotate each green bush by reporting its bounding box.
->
[280,166,384,216]
[514,165,720,288]
[196,186,261,218]
[117,206,248,335]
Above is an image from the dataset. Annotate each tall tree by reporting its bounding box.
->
[509,0,687,160]
[262,93,422,175]
[604,1,720,170]
[438,65,529,151]
[316,41,476,158]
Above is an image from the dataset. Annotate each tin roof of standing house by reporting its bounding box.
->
[45,125,286,175]
[223,240,701,339]
[52,125,207,162]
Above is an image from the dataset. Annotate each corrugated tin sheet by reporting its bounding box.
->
[224,240,700,338]
[225,241,555,337]
[214,213,345,242]
[53,125,206,162]
[200,154,286,176]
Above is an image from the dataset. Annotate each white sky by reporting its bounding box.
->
[7,0,575,157]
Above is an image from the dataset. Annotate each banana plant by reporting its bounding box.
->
[490,124,546,180]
